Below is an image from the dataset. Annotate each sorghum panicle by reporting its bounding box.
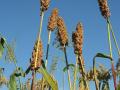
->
[47,8,59,31]
[31,39,43,70]
[57,16,68,46]
[98,0,110,19]
[72,22,83,56]
[40,0,50,12]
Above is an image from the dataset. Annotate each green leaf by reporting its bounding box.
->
[9,73,17,90]
[0,37,5,58]
[94,53,113,60]
[63,64,75,72]
[37,67,58,90]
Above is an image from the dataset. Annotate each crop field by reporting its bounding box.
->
[0,0,120,90]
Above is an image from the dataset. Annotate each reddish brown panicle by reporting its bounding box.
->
[72,22,83,56]
[40,0,50,12]
[47,8,59,31]
[57,16,68,46]
[98,0,110,19]
[31,39,43,70]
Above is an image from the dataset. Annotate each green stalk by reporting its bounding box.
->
[38,11,45,90]
[107,19,120,56]
[73,55,78,90]
[93,56,99,90]
[63,45,72,90]
[107,19,117,90]
[34,11,44,68]
[39,11,44,39]
[107,19,112,56]
[63,72,64,90]
[78,56,89,90]
[45,30,51,67]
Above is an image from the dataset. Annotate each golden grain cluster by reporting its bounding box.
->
[40,0,50,12]
[47,8,59,31]
[31,39,43,70]
[72,23,83,56]
[56,16,68,46]
[98,0,110,19]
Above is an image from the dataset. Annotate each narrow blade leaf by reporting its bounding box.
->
[37,67,58,90]
[9,74,17,90]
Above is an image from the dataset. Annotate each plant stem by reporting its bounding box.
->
[45,31,51,67]
[34,11,44,69]
[38,11,45,90]
[107,19,117,90]
[111,61,117,90]
[107,19,120,57]
[63,72,64,90]
[63,45,72,90]
[107,19,112,57]
[31,71,35,90]
[93,57,99,90]
[39,11,44,39]
[78,56,89,90]
[73,55,78,90]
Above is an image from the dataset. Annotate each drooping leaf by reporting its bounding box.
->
[37,67,58,90]
[94,53,113,60]
[63,64,75,72]
[24,66,31,76]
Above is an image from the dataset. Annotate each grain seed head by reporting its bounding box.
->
[98,0,110,19]
[57,16,68,46]
[47,8,59,31]
[40,0,50,12]
[72,22,83,56]
[31,39,43,70]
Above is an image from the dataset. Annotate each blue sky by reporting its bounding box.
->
[0,0,120,90]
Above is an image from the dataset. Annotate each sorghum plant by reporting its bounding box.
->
[97,0,120,89]
[45,8,59,67]
[72,22,89,90]
[56,16,72,90]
